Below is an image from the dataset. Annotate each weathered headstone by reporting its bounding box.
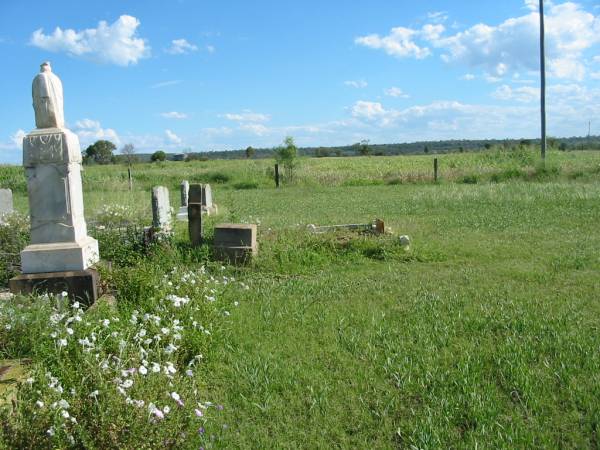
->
[0,189,13,223]
[10,62,100,303]
[176,180,189,221]
[151,186,171,231]
[188,204,203,246]
[201,184,218,215]
[213,223,258,264]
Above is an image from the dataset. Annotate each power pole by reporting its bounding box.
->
[539,0,547,160]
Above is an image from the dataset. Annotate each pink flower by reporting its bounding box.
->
[195,408,203,417]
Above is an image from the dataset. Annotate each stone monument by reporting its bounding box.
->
[176,180,189,221]
[213,223,258,264]
[151,186,172,232]
[0,189,13,223]
[9,62,100,303]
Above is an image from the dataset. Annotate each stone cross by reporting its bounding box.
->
[151,186,171,231]
[0,189,13,223]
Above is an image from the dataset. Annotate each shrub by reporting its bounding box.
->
[233,181,259,190]
[206,172,231,184]
[461,174,479,184]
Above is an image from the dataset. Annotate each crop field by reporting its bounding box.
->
[0,148,599,448]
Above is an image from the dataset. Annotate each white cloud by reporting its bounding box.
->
[74,119,120,146]
[240,123,270,136]
[165,129,182,144]
[161,111,188,119]
[591,71,600,79]
[167,38,198,55]
[222,111,270,122]
[427,11,449,24]
[206,45,216,53]
[461,73,476,80]
[344,80,368,88]
[351,101,388,120]
[384,87,409,98]
[11,129,26,147]
[594,55,600,63]
[357,2,600,80]
[151,80,182,89]
[492,84,539,102]
[355,26,431,59]
[30,15,149,66]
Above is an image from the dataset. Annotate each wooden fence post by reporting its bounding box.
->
[128,167,133,191]
[433,158,438,183]
[275,164,280,188]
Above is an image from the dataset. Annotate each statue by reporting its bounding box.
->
[32,62,64,129]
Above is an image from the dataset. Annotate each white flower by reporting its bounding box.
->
[234,301,239,307]
[58,338,68,347]
[102,319,110,327]
[186,369,193,377]
[60,291,68,298]
[61,410,70,419]
[72,301,80,309]
[47,427,55,436]
[163,406,171,414]
[138,329,147,338]
[161,327,170,335]
[26,377,34,384]
[58,399,70,409]
[152,363,161,373]
[121,379,134,389]
[139,365,148,375]
[89,390,99,398]
[171,392,180,401]
[66,328,74,335]
[35,400,44,408]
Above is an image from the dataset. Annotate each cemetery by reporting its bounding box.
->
[0,1,600,447]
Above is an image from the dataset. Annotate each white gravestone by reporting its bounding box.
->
[201,184,218,215]
[0,189,13,223]
[176,180,189,221]
[152,186,172,231]
[19,62,99,274]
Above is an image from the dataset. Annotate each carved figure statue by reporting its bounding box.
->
[32,62,64,129]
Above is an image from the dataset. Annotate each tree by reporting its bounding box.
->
[245,146,256,159]
[84,140,116,165]
[120,143,137,166]
[424,145,429,154]
[358,139,371,156]
[151,150,167,162]
[274,136,298,182]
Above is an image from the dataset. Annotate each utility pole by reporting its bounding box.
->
[539,0,547,160]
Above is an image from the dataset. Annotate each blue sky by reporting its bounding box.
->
[1,0,599,163]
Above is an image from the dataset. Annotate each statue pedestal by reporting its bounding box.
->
[18,128,99,274]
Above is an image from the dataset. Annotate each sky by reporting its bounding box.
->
[0,0,599,163]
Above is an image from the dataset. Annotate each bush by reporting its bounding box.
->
[151,151,167,162]
[461,174,479,184]
[206,172,230,184]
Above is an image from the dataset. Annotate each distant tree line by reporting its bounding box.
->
[81,135,600,165]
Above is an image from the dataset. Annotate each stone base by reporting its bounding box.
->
[21,236,99,274]
[176,206,188,221]
[213,245,257,264]
[9,269,100,304]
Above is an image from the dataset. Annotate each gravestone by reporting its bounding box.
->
[176,180,189,221]
[187,183,203,245]
[213,223,258,264]
[151,186,171,231]
[10,62,100,303]
[201,184,218,215]
[0,189,13,223]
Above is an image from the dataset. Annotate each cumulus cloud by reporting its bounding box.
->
[461,73,476,80]
[151,80,182,89]
[356,1,600,80]
[74,119,120,146]
[240,123,270,136]
[384,87,409,98]
[165,129,182,144]
[161,111,188,119]
[11,129,26,147]
[222,111,270,122]
[344,80,368,88]
[30,15,149,66]
[167,38,198,55]
[355,27,431,59]
[492,84,540,102]
[427,11,449,24]
[351,101,388,120]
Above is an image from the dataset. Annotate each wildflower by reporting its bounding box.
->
[66,328,74,335]
[60,291,68,298]
[61,410,70,419]
[58,399,70,409]
[161,327,170,335]
[149,403,164,419]
[58,338,68,347]
[102,319,110,327]
[195,408,204,417]
[72,301,80,309]
[152,362,161,373]
[139,365,148,375]
[26,377,34,384]
[224,311,230,316]
[35,400,44,408]
[186,369,194,377]
[89,390,99,398]
[47,427,55,436]
[163,406,171,414]
[165,362,177,374]
[121,379,134,389]
[165,343,178,354]
[234,301,239,307]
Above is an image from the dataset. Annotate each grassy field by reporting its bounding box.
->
[0,149,600,448]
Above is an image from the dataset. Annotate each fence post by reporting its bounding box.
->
[433,158,438,183]
[275,164,280,188]
[128,167,133,191]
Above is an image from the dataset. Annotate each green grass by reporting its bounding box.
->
[1,149,600,448]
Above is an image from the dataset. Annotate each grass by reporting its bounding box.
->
[0,148,600,448]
